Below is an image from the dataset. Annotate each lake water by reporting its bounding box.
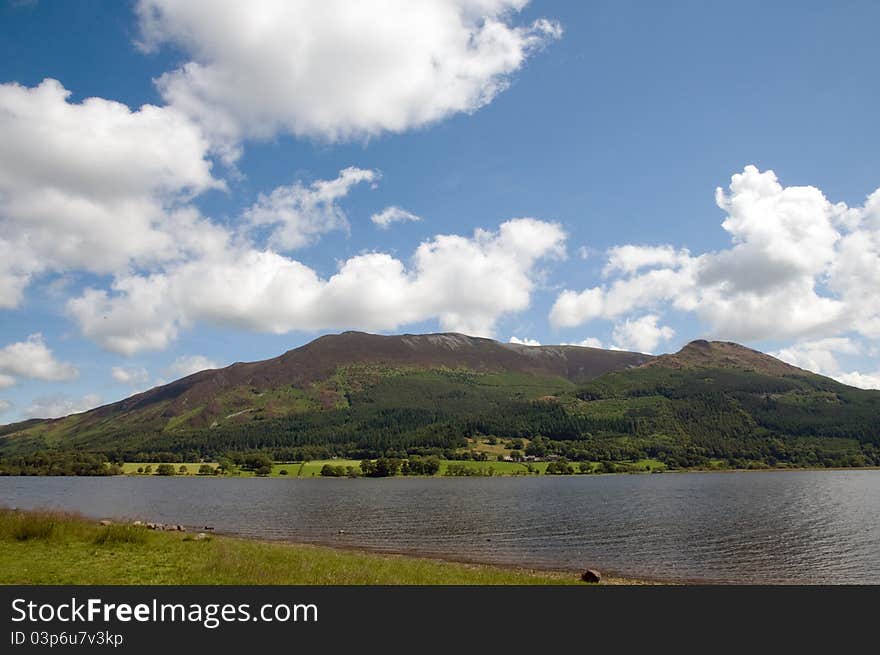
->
[2,470,879,584]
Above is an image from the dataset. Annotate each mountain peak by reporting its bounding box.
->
[645,339,805,375]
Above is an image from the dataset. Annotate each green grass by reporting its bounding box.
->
[439,459,548,475]
[274,460,364,477]
[631,458,667,472]
[0,509,634,585]
[123,462,217,475]
[121,458,675,478]
[11,513,58,541]
[93,523,149,545]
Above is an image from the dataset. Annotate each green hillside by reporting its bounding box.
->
[1,334,878,471]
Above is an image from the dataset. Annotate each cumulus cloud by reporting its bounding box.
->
[772,338,860,375]
[24,393,102,419]
[611,315,674,353]
[68,218,566,354]
[165,355,220,378]
[136,0,561,148]
[551,166,879,344]
[835,371,880,390]
[509,336,540,346]
[0,399,11,415]
[603,245,689,277]
[0,79,222,306]
[563,337,604,349]
[111,366,150,385]
[371,206,422,229]
[244,167,379,250]
[552,166,880,380]
[772,338,880,390]
[0,334,78,386]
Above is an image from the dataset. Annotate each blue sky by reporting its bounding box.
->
[1,0,879,421]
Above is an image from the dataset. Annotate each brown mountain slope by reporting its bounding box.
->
[642,339,809,376]
[0,332,652,437]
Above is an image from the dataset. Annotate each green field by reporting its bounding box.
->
[121,458,672,477]
[440,459,546,475]
[122,462,218,475]
[272,460,364,477]
[0,509,648,585]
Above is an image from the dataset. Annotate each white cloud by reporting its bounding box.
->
[0,79,222,306]
[111,366,150,385]
[576,246,590,260]
[165,355,220,378]
[0,334,78,386]
[244,167,379,250]
[603,244,689,277]
[68,218,566,353]
[611,315,674,353]
[371,206,422,229]
[24,393,101,420]
[136,0,561,148]
[772,338,861,375]
[563,337,604,349]
[772,337,880,389]
[68,275,182,355]
[509,336,540,346]
[551,166,880,346]
[0,399,11,415]
[835,371,880,390]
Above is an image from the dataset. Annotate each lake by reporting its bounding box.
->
[2,470,879,584]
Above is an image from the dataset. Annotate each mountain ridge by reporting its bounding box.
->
[0,332,849,428]
[2,331,878,472]
[0,331,650,439]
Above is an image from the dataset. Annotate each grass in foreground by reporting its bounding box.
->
[0,509,645,585]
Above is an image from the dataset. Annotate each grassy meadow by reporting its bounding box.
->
[0,508,645,585]
[120,437,670,478]
[121,458,671,477]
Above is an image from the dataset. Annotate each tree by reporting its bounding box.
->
[242,453,273,471]
[198,464,214,475]
[363,457,402,477]
[546,458,574,475]
[321,464,346,477]
[156,464,175,476]
[525,438,548,458]
[403,456,440,476]
[178,465,188,474]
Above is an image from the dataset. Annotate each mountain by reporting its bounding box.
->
[1,333,878,470]
[644,339,807,375]
[0,332,649,453]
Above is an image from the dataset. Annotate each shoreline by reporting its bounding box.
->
[0,507,656,585]
[114,463,880,479]
[206,527,665,585]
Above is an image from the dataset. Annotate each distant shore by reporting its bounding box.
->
[0,508,654,585]
[115,460,880,479]
[3,459,880,479]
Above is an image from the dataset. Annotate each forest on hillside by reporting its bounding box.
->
[2,365,878,474]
